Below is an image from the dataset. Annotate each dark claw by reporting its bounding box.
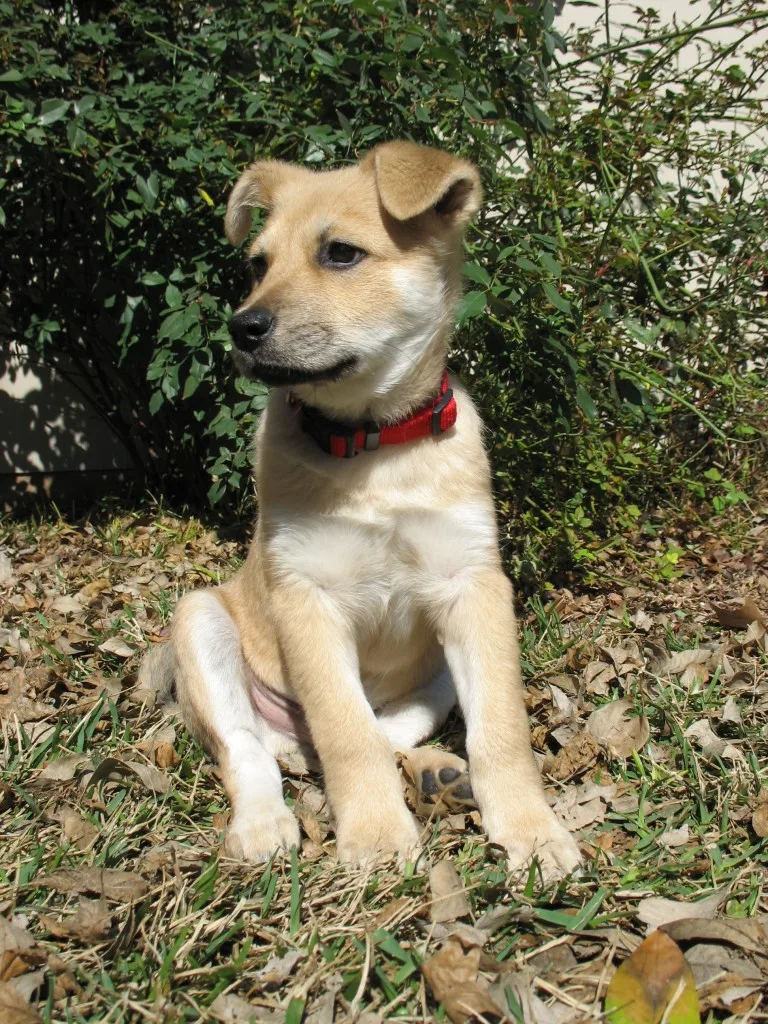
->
[420,769,439,795]
[438,767,461,785]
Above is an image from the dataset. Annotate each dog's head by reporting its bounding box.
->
[224,142,481,413]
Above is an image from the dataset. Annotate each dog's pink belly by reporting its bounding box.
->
[247,668,312,744]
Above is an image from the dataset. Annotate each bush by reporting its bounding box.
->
[3,0,766,583]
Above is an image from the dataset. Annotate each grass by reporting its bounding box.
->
[1,501,767,1022]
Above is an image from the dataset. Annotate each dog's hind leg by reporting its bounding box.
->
[172,588,300,862]
[376,668,473,805]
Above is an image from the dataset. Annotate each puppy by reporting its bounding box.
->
[141,141,581,878]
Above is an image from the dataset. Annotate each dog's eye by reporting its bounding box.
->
[322,242,366,268]
[249,254,268,284]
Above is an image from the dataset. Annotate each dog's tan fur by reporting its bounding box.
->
[141,141,581,876]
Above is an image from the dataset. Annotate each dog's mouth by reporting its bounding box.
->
[232,352,358,388]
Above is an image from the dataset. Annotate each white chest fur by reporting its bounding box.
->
[266,500,499,641]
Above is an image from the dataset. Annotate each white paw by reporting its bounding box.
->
[336,809,422,868]
[492,809,582,882]
[223,805,301,862]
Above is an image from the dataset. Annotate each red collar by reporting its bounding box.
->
[289,371,457,458]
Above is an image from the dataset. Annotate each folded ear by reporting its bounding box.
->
[371,141,482,227]
[224,161,306,245]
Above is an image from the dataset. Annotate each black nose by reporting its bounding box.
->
[229,308,275,352]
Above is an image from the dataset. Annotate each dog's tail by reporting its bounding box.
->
[136,640,175,706]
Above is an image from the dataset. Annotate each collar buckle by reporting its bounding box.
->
[431,387,454,435]
[363,421,380,452]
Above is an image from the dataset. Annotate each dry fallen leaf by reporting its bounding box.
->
[253,949,305,988]
[637,891,726,933]
[586,699,650,758]
[0,670,51,725]
[210,993,263,1023]
[421,938,503,1024]
[98,637,137,659]
[57,806,98,851]
[38,754,93,782]
[721,697,742,726]
[685,720,744,761]
[605,929,700,1024]
[713,597,765,630]
[661,917,768,956]
[0,918,46,982]
[429,859,470,924]
[37,868,149,902]
[658,824,689,849]
[542,732,601,780]
[0,553,12,586]
[0,982,42,1023]
[752,789,768,838]
[658,648,712,678]
[39,899,112,943]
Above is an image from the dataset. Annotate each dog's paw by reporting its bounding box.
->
[336,808,422,868]
[400,747,475,807]
[491,807,582,883]
[223,805,301,863]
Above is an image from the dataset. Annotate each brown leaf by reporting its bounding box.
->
[0,671,51,725]
[421,939,503,1024]
[685,720,743,761]
[605,930,699,1024]
[661,917,768,956]
[254,949,305,988]
[586,699,650,758]
[38,754,93,782]
[0,982,42,1024]
[39,900,112,943]
[57,806,98,851]
[37,868,149,902]
[124,760,172,794]
[0,553,12,586]
[637,891,726,933]
[98,637,137,659]
[542,732,601,780]
[713,598,765,630]
[429,860,470,924]
[293,802,326,847]
[153,742,179,769]
[659,649,712,677]
[752,789,768,837]
[0,918,46,983]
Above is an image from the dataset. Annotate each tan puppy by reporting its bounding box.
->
[141,141,581,878]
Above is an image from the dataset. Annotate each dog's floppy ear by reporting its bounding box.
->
[224,161,306,245]
[371,141,482,227]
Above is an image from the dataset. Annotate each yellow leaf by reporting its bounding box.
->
[605,930,700,1024]
[197,187,214,206]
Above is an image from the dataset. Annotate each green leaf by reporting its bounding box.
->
[576,385,598,420]
[135,172,160,210]
[140,272,165,286]
[74,95,98,115]
[39,99,70,125]
[0,69,23,82]
[463,262,491,286]
[312,47,337,67]
[542,281,571,313]
[148,391,164,415]
[456,290,487,324]
[538,251,562,277]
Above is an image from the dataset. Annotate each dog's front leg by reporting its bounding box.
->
[271,584,421,866]
[439,569,582,880]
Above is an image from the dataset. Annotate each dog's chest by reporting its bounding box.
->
[267,498,497,636]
